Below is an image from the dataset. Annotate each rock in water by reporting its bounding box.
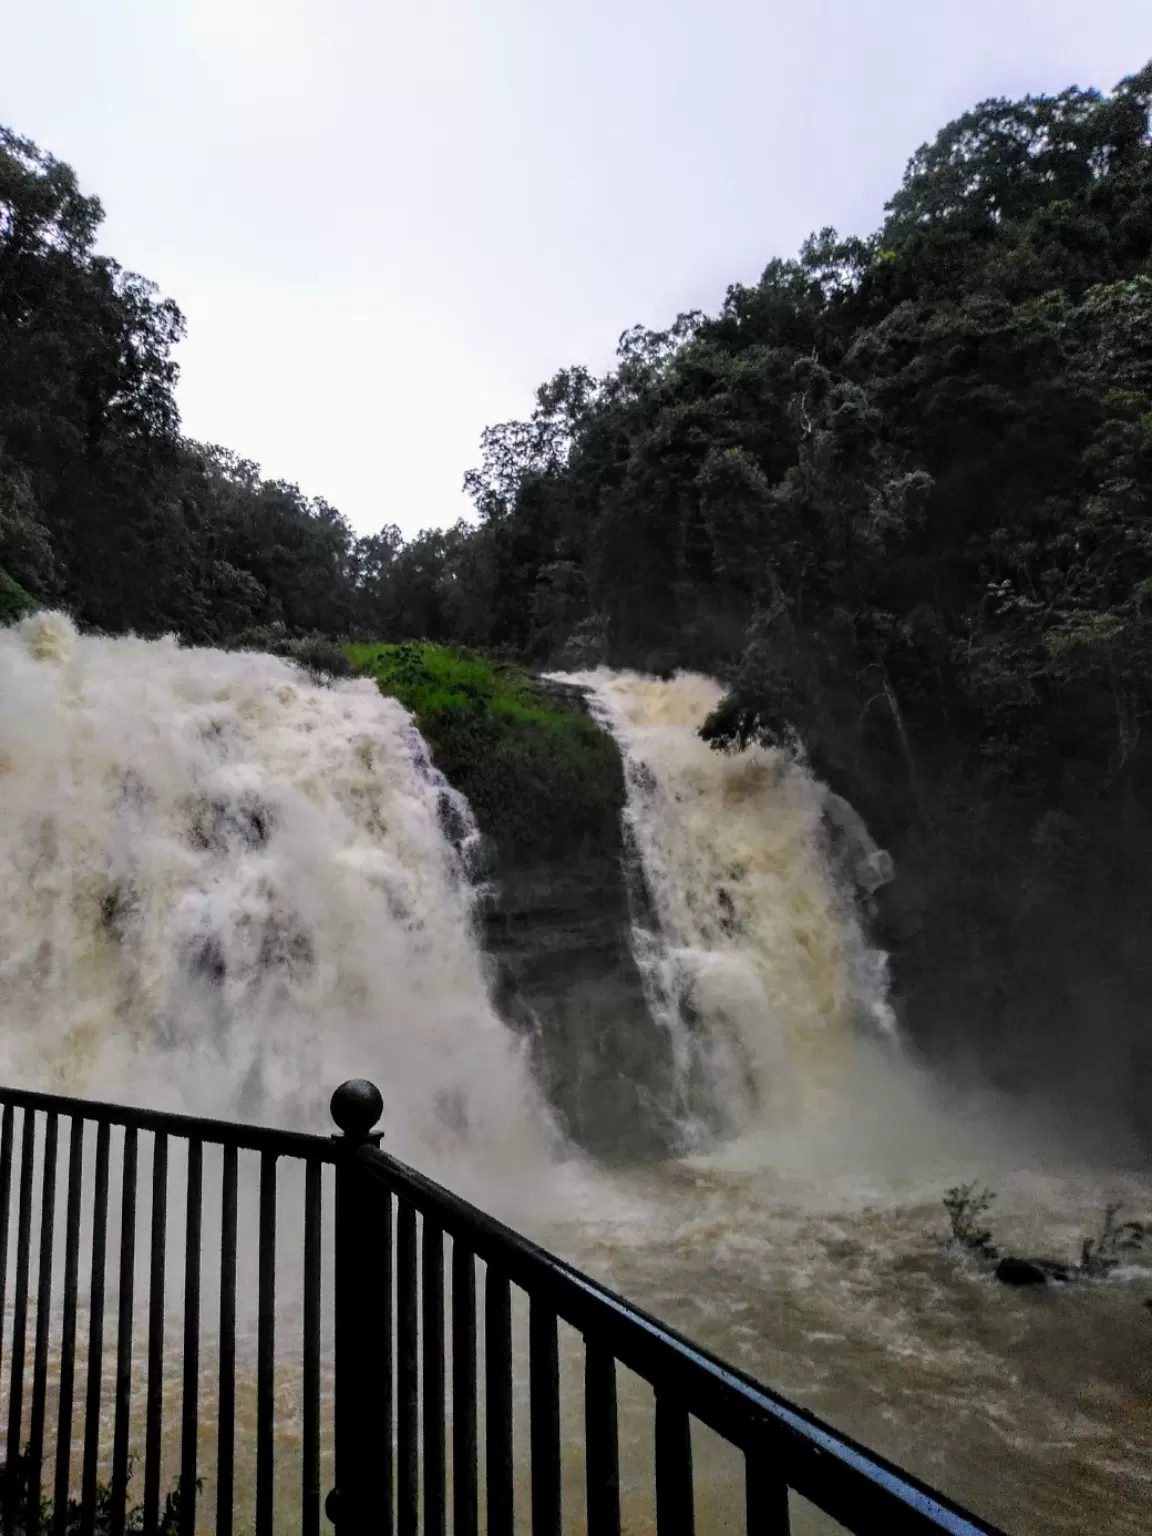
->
[996,1257,1049,1286]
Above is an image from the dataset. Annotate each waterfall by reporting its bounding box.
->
[0,618,900,1169]
[558,668,898,1146]
[0,614,552,1180]
[7,625,1150,1536]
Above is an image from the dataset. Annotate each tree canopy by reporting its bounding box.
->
[4,69,1152,1129]
[435,64,1152,1128]
[1,126,392,644]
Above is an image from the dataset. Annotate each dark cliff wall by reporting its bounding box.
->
[351,646,672,1158]
[812,726,1152,1158]
[473,680,681,1160]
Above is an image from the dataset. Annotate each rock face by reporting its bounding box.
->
[477,681,677,1161]
[484,859,674,1160]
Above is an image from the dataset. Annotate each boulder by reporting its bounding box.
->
[995,1255,1076,1286]
[995,1257,1049,1286]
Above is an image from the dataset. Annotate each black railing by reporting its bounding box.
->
[0,1078,1008,1536]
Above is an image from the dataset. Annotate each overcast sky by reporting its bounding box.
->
[3,2,1148,535]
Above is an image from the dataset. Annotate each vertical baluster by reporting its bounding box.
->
[0,1106,15,1408]
[654,1397,694,1536]
[51,1118,85,1535]
[451,1244,477,1536]
[584,1344,620,1536]
[302,1160,321,1536]
[255,1152,277,1536]
[216,1145,238,1536]
[530,1302,561,1536]
[79,1122,111,1536]
[422,1222,445,1536]
[380,1187,393,1534]
[329,1083,390,1536]
[397,1200,419,1536]
[745,1447,790,1534]
[28,1110,60,1532]
[143,1132,168,1534]
[179,1141,202,1536]
[4,1110,35,1526]
[484,1266,513,1536]
[110,1127,137,1533]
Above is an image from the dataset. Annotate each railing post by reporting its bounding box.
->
[327,1080,390,1536]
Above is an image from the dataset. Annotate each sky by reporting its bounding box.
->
[3,1,1149,537]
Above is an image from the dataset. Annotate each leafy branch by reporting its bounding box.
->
[943,1182,1000,1261]
[942,1186,1151,1285]
[1078,1202,1149,1277]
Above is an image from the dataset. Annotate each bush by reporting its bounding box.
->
[1078,1204,1148,1277]
[0,1452,198,1534]
[346,641,625,863]
[225,624,354,682]
[942,1183,1000,1261]
[0,566,36,626]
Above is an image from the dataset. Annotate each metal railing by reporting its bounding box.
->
[0,1078,1007,1536]
[0,1083,339,1535]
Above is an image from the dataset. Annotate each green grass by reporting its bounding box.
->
[346,641,582,727]
[346,641,624,863]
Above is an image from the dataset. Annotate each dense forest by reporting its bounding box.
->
[3,65,1152,1139]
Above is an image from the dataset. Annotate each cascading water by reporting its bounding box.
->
[0,614,578,1529]
[3,624,1150,1534]
[560,668,898,1147]
[0,612,552,1188]
[549,668,1152,1536]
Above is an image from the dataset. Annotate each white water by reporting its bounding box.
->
[0,613,551,1187]
[560,668,899,1145]
[546,669,1152,1536]
[2,626,1150,1533]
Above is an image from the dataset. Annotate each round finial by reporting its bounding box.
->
[330,1079,383,1139]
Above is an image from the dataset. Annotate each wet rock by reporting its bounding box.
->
[477,685,680,1162]
[484,860,679,1161]
[188,796,272,853]
[823,793,894,898]
[995,1256,1076,1286]
[437,788,471,847]
[1039,1260,1076,1283]
[189,935,228,985]
[996,1257,1048,1286]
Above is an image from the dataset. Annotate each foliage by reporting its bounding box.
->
[228,622,355,681]
[1077,1203,1149,1277]
[0,126,381,645]
[0,566,35,625]
[0,470,55,598]
[5,69,1152,1128]
[428,61,1152,1134]
[350,640,575,725]
[0,1453,198,1534]
[940,1189,1150,1280]
[347,643,625,862]
[942,1184,1000,1261]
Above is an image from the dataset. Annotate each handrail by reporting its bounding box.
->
[0,1080,338,1535]
[0,1078,1011,1536]
[359,1141,1006,1536]
[0,1083,337,1161]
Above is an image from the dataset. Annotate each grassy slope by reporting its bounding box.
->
[346,642,624,862]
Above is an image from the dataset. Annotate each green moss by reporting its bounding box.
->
[346,642,624,863]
